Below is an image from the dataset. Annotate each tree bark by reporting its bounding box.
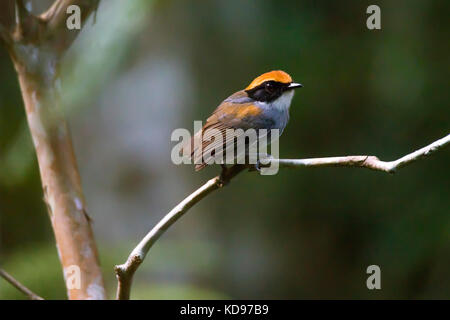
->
[2,0,105,299]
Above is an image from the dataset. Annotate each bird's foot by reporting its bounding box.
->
[250,153,273,173]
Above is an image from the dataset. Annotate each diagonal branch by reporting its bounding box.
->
[41,0,100,52]
[0,268,44,300]
[114,165,246,300]
[115,133,449,299]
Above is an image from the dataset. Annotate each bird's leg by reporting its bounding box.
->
[255,153,273,172]
[218,164,228,185]
[246,153,273,172]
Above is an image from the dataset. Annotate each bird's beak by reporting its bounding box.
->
[288,82,303,89]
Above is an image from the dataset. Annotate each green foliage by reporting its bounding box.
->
[0,245,66,299]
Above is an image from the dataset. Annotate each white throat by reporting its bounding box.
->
[259,90,294,112]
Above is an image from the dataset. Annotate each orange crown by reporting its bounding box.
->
[245,70,293,90]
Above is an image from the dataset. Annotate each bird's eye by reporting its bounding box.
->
[265,82,274,93]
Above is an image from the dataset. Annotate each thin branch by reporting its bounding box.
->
[41,0,100,53]
[114,165,246,300]
[42,0,100,26]
[0,268,44,300]
[115,133,449,300]
[272,133,450,172]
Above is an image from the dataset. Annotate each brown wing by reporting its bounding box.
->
[190,91,266,171]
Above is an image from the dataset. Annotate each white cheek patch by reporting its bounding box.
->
[271,90,294,111]
[256,90,295,112]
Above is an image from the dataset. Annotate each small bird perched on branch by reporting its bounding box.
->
[185,70,302,171]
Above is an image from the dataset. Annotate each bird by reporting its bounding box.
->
[185,70,302,171]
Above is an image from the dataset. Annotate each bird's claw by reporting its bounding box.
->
[254,160,262,172]
[252,154,273,173]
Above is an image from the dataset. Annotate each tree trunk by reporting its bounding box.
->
[2,0,106,299]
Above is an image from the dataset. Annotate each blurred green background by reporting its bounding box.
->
[0,0,449,299]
